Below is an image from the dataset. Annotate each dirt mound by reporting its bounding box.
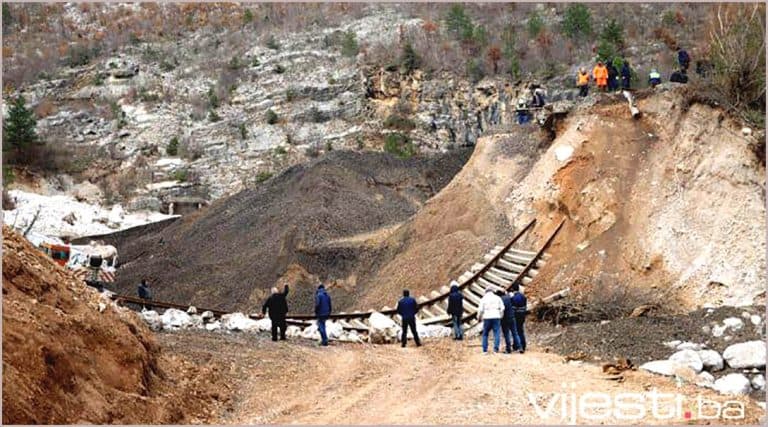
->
[1,226,231,424]
[111,149,471,313]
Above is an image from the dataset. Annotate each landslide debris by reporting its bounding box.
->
[110,149,471,313]
[1,226,231,424]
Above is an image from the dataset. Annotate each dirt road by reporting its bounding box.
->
[159,331,763,425]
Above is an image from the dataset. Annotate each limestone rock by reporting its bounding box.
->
[723,341,766,369]
[220,312,260,331]
[669,349,703,372]
[640,360,697,381]
[160,308,192,329]
[713,373,752,396]
[140,309,162,331]
[751,374,765,391]
[368,311,400,344]
[697,349,724,371]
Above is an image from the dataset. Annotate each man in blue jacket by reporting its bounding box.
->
[510,284,527,353]
[500,290,516,353]
[677,47,690,71]
[315,284,332,346]
[620,60,632,90]
[447,282,464,340]
[396,289,421,347]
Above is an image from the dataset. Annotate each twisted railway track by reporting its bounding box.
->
[111,218,566,334]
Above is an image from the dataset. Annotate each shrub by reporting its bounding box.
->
[444,4,473,39]
[324,141,333,151]
[286,88,297,101]
[400,42,419,73]
[255,171,273,183]
[309,106,326,123]
[207,87,220,109]
[208,110,221,122]
[251,57,260,67]
[652,27,677,50]
[93,73,105,86]
[356,135,364,149]
[383,133,416,159]
[487,46,502,74]
[274,145,287,155]
[109,101,127,129]
[600,19,625,49]
[466,58,485,83]
[171,168,188,182]
[129,33,141,45]
[273,64,286,74]
[266,35,279,50]
[243,9,254,25]
[699,4,765,127]
[159,58,176,72]
[561,4,593,41]
[527,11,545,38]
[383,114,415,131]
[228,55,242,70]
[341,31,359,57]
[138,87,160,102]
[265,109,278,124]
[67,44,96,67]
[239,123,247,140]
[305,145,319,158]
[167,136,179,156]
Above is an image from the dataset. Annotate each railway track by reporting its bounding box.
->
[111,218,566,334]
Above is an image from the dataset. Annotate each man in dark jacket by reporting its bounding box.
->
[620,60,632,90]
[510,284,527,353]
[606,60,619,92]
[396,289,421,347]
[137,279,152,300]
[447,282,464,340]
[315,284,332,346]
[500,290,516,353]
[262,284,289,341]
[677,47,690,71]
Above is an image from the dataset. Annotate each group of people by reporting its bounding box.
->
[257,281,528,352]
[577,47,692,94]
[261,283,333,345]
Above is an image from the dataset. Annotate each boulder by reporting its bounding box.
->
[187,306,197,314]
[301,323,320,340]
[723,317,744,331]
[663,340,682,349]
[140,309,162,331]
[417,324,453,339]
[712,324,727,337]
[200,310,214,321]
[751,374,765,391]
[697,349,724,371]
[723,341,766,369]
[160,308,192,329]
[639,360,697,381]
[72,181,104,204]
[205,321,221,331]
[254,318,272,331]
[750,315,762,325]
[286,325,302,338]
[713,374,752,396]
[326,321,344,339]
[220,312,260,331]
[695,371,715,388]
[188,314,204,329]
[368,312,400,344]
[669,349,703,372]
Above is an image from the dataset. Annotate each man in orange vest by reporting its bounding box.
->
[592,61,608,91]
[576,67,590,97]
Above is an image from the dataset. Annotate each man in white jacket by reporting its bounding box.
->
[477,287,504,353]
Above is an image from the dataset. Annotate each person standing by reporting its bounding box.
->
[620,60,632,90]
[262,284,289,341]
[592,61,609,91]
[447,281,464,340]
[606,60,619,92]
[137,278,152,300]
[576,67,590,97]
[315,284,332,346]
[510,284,528,353]
[677,47,690,71]
[500,290,516,353]
[477,287,504,353]
[397,289,421,347]
[648,68,662,88]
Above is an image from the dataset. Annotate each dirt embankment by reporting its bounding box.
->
[111,149,471,313]
[1,226,233,424]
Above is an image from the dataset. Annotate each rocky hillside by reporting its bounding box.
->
[2,3,721,215]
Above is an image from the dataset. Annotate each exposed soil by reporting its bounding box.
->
[157,329,764,425]
[1,226,234,424]
[110,149,471,313]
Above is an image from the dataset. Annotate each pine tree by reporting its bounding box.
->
[400,43,419,73]
[3,95,37,154]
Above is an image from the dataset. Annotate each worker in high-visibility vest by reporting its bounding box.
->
[592,61,609,91]
[648,68,662,88]
[576,67,590,97]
